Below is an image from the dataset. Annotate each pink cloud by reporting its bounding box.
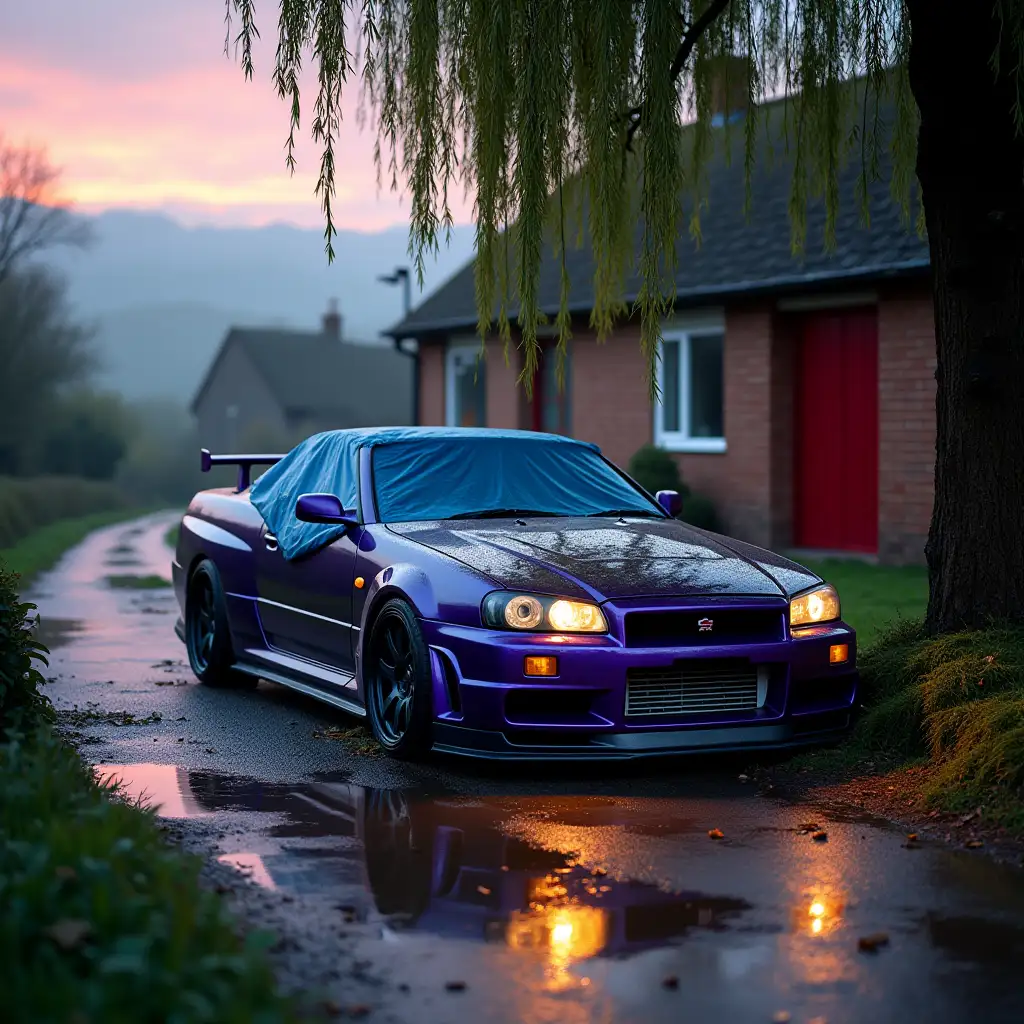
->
[0,1,473,230]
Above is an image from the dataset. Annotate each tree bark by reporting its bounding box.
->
[907,0,1024,632]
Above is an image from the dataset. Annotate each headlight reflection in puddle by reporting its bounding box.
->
[505,894,610,990]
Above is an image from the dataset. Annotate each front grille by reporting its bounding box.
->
[624,608,784,647]
[625,659,761,717]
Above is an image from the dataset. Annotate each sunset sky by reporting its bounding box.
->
[1,0,472,230]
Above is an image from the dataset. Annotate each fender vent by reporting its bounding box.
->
[435,650,462,715]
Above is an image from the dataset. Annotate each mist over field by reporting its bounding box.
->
[49,210,474,402]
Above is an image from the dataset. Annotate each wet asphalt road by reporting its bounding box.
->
[30,514,1024,1024]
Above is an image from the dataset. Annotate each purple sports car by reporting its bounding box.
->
[171,426,857,760]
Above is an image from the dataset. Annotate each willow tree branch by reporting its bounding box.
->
[625,0,733,151]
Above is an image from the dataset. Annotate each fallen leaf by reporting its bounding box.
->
[811,830,829,842]
[857,932,890,953]
[445,981,467,992]
[708,828,725,840]
[966,839,984,849]
[907,833,918,841]
[44,918,93,951]
[662,975,679,990]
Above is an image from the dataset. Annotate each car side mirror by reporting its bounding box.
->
[295,493,359,526]
[656,489,683,517]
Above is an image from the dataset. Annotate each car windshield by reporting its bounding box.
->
[371,436,664,523]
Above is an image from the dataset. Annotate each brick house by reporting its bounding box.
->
[386,95,934,565]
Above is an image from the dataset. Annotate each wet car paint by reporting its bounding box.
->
[31,515,1024,1024]
[173,459,858,757]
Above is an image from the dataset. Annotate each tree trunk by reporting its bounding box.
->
[907,0,1024,633]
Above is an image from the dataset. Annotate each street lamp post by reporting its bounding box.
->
[378,266,419,425]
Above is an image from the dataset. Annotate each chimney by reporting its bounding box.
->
[322,298,342,340]
[709,54,750,127]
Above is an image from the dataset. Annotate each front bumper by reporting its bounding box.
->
[431,714,852,760]
[420,603,858,760]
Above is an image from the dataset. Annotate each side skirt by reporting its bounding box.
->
[231,661,367,719]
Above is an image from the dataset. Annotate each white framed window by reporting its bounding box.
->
[445,338,487,427]
[654,317,726,453]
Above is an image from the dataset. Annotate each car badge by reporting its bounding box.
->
[698,617,714,632]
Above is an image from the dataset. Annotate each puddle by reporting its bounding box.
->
[33,616,87,650]
[83,762,1024,1019]
[95,763,756,964]
[927,913,1024,966]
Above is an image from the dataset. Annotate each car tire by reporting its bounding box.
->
[365,597,433,759]
[185,559,256,689]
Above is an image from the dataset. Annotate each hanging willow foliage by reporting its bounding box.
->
[226,0,927,396]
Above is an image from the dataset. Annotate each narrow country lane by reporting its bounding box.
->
[27,515,1024,1024]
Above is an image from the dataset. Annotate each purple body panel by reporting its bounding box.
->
[172,444,858,759]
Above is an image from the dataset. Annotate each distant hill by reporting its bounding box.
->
[48,209,475,401]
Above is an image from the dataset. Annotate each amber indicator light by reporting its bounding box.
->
[524,655,558,677]
[829,643,849,664]
[354,576,365,589]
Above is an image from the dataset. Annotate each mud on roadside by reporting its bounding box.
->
[762,756,1024,869]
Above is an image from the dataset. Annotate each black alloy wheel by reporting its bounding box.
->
[366,598,433,758]
[185,559,254,689]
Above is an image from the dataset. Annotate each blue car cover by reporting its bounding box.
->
[250,426,660,560]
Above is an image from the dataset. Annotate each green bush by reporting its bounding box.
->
[0,563,53,738]
[680,492,721,532]
[627,444,720,531]
[0,731,300,1023]
[0,476,128,549]
[627,444,689,498]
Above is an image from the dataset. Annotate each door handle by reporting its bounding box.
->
[265,533,279,552]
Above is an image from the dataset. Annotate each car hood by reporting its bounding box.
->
[386,517,821,602]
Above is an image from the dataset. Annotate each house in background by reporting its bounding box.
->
[387,80,934,566]
[192,301,414,453]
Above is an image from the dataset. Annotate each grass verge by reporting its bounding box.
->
[799,558,928,646]
[165,521,180,550]
[0,729,300,1023]
[0,509,153,588]
[105,573,172,590]
[1,561,301,1022]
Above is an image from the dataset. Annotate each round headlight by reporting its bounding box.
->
[505,594,544,629]
[548,599,607,632]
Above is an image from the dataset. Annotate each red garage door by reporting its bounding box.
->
[793,308,879,553]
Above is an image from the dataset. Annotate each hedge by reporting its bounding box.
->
[0,476,128,550]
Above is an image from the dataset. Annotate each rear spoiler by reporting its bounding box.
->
[200,448,284,491]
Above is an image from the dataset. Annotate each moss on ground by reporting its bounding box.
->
[797,619,1024,830]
